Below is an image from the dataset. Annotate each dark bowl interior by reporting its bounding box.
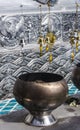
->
[77,63,80,67]
[19,73,63,83]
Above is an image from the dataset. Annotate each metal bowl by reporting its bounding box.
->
[13,72,68,126]
[72,63,80,90]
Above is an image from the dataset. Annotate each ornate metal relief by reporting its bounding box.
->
[0,13,61,48]
[62,13,80,41]
[0,12,80,99]
[0,15,40,47]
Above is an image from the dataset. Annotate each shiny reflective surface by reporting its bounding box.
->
[34,0,58,6]
[25,112,56,126]
[13,72,68,126]
[72,63,80,90]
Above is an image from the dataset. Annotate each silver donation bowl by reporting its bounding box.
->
[13,72,68,126]
[72,63,80,90]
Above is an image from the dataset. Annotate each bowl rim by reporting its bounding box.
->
[17,72,64,83]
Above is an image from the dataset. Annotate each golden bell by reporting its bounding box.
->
[70,37,75,46]
[45,36,50,44]
[45,32,56,45]
[38,36,44,44]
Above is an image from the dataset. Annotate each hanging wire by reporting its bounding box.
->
[19,3,25,49]
[39,4,42,36]
[38,4,44,56]
[20,4,23,16]
[75,3,78,30]
[20,0,24,14]
[47,1,50,32]
[70,2,79,62]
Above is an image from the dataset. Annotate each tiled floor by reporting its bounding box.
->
[0,98,23,115]
[0,84,80,115]
[68,84,80,95]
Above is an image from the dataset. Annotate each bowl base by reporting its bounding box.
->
[25,113,57,127]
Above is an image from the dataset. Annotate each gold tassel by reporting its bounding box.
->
[71,51,74,62]
[76,40,79,52]
[40,43,43,56]
[46,44,49,52]
[49,53,53,63]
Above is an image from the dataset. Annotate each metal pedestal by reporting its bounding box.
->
[25,113,57,127]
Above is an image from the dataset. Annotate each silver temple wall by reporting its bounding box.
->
[0,12,80,99]
[0,13,61,47]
